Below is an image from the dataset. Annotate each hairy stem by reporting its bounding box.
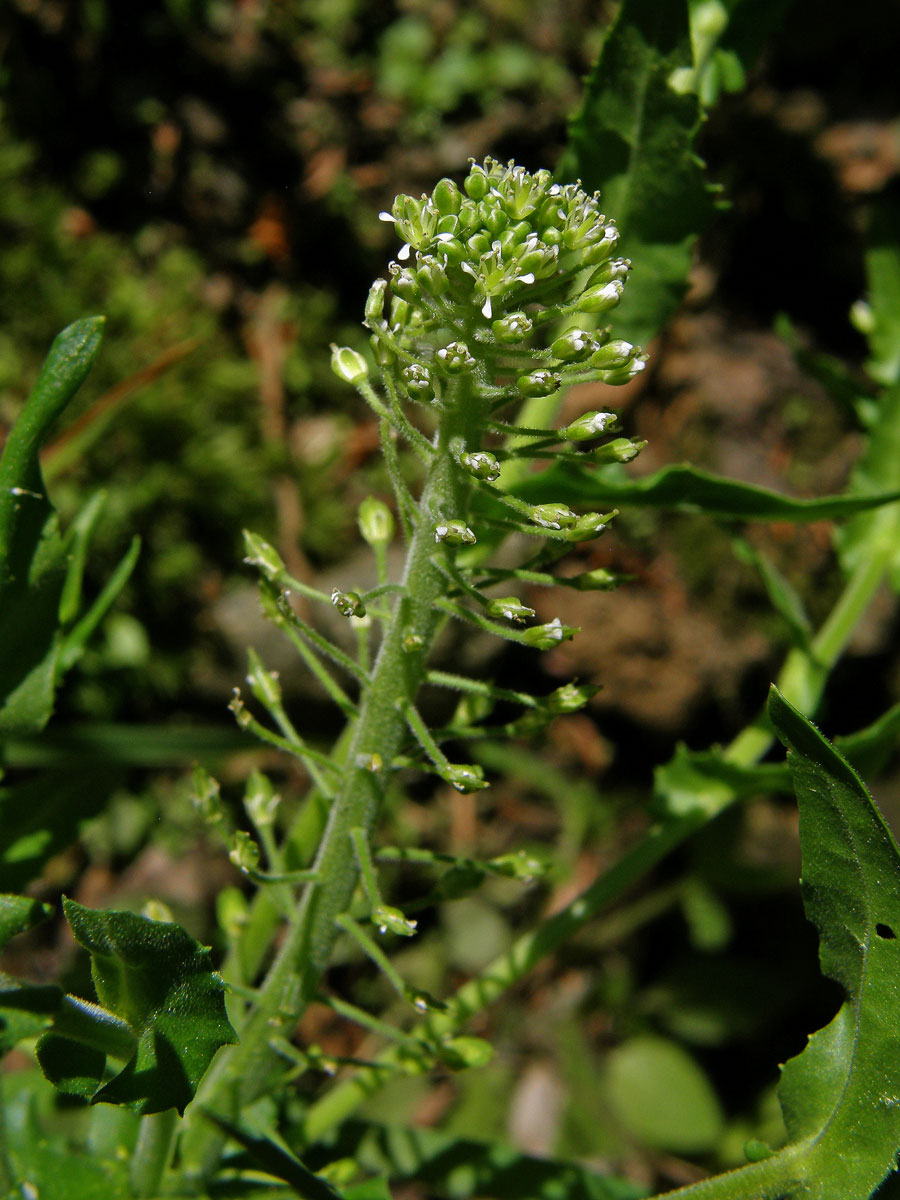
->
[179,371,487,1180]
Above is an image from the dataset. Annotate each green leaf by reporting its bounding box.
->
[55,899,237,1114]
[685,0,797,107]
[311,1118,649,1200]
[0,893,52,950]
[732,537,811,648]
[604,1035,725,1155]
[198,1109,344,1199]
[834,700,900,780]
[516,460,900,523]
[837,383,900,587]
[559,0,716,346]
[0,973,63,1055]
[0,318,105,737]
[767,688,900,1196]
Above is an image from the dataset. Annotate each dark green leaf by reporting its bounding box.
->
[516,460,900,523]
[60,898,237,1114]
[35,1031,108,1101]
[200,1109,344,1199]
[732,537,811,647]
[0,318,105,737]
[559,0,716,346]
[838,383,900,587]
[0,893,52,950]
[0,972,62,1054]
[769,688,900,1197]
[310,1118,649,1200]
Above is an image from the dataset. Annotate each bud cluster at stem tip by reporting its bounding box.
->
[363,157,647,412]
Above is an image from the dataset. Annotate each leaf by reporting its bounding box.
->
[655,744,791,819]
[834,700,900,780]
[604,1035,725,1155]
[0,893,52,950]
[559,0,716,346]
[768,688,900,1197]
[648,691,900,1198]
[732,537,811,648]
[310,1118,649,1200]
[860,197,900,385]
[516,460,900,523]
[199,1109,344,1199]
[51,899,237,1115]
[0,317,105,737]
[685,0,798,107]
[837,383,900,587]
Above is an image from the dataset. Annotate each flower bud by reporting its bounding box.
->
[563,410,618,441]
[460,450,501,481]
[443,763,489,793]
[464,163,489,200]
[434,520,476,545]
[390,266,421,301]
[358,496,395,547]
[402,632,426,652]
[563,511,615,541]
[246,648,282,707]
[551,328,595,363]
[577,279,624,313]
[244,769,280,828]
[486,595,536,624]
[589,339,638,370]
[243,530,286,581]
[492,312,533,344]
[229,830,260,874]
[433,177,462,215]
[529,503,577,530]
[330,344,369,385]
[402,362,433,402]
[592,438,646,464]
[546,682,600,714]
[436,340,476,374]
[570,567,620,590]
[489,847,550,880]
[434,1036,494,1071]
[374,905,418,937]
[521,617,579,649]
[467,231,492,257]
[365,278,387,323]
[598,357,648,386]
[192,765,225,826]
[517,369,560,398]
[416,258,448,296]
[331,588,367,618]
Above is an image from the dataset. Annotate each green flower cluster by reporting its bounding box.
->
[365,157,646,408]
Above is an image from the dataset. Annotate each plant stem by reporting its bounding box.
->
[178,372,486,1181]
[130,1109,178,1198]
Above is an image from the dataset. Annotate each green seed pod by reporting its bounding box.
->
[521,617,579,649]
[517,369,560,398]
[489,848,550,881]
[459,449,501,481]
[433,519,476,545]
[492,311,533,344]
[486,595,536,624]
[443,763,489,793]
[358,496,395,547]
[246,648,282,707]
[435,340,475,374]
[244,769,280,828]
[229,830,260,874]
[551,328,595,363]
[369,333,395,368]
[331,588,367,619]
[570,567,620,591]
[402,632,426,652]
[433,177,462,215]
[330,344,369,385]
[529,502,578,530]
[563,409,618,441]
[402,362,433,402]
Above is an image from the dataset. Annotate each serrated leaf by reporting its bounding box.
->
[60,898,237,1114]
[559,0,716,346]
[648,690,900,1197]
[516,460,900,523]
[0,318,105,737]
